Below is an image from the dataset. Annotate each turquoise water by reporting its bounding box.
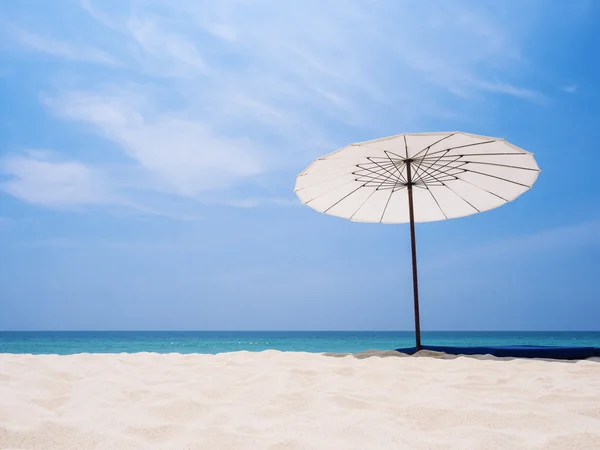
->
[1,331,599,355]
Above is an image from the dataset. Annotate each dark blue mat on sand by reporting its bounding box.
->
[395,345,600,360]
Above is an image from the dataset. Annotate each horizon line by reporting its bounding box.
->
[1,330,599,333]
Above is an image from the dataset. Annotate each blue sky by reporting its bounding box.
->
[0,0,599,331]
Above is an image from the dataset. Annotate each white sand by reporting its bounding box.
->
[1,351,600,449]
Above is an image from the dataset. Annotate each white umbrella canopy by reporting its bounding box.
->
[295,132,540,224]
[295,132,540,350]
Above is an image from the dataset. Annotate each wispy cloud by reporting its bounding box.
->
[563,84,578,93]
[475,80,543,100]
[1,0,550,216]
[0,150,115,207]
[125,16,209,78]
[44,89,266,197]
[7,26,117,65]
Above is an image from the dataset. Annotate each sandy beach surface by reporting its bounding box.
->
[1,350,600,449]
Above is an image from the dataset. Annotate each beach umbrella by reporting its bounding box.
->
[294,132,540,350]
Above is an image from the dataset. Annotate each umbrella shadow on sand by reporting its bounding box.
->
[322,350,600,363]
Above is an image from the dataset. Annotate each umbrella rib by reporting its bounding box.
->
[363,158,401,180]
[410,133,456,159]
[420,175,464,184]
[324,184,368,213]
[363,160,402,190]
[418,173,459,184]
[296,161,384,192]
[414,140,497,159]
[425,158,468,168]
[355,180,398,190]
[384,151,407,183]
[418,157,467,183]
[438,160,540,172]
[366,150,405,160]
[420,182,448,219]
[404,135,409,159]
[349,188,379,221]
[453,177,510,202]
[419,151,461,179]
[298,160,369,175]
[379,188,395,223]
[295,173,357,192]
[419,152,528,159]
[378,165,403,190]
[355,162,400,186]
[418,166,481,213]
[355,166,394,181]
[418,162,451,181]
[421,160,469,176]
[459,168,531,187]
[305,179,358,204]
[365,154,405,163]
[413,145,432,180]
[372,158,404,182]
[419,167,466,180]
[418,176,461,186]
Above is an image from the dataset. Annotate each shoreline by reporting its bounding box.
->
[1,348,600,361]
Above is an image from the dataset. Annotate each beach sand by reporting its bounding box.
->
[1,351,600,449]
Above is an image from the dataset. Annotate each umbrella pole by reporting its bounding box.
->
[405,160,422,351]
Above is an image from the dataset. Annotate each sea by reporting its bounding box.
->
[1,331,600,355]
